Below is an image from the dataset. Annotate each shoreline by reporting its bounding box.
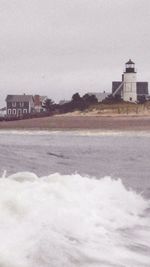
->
[0,114,150,131]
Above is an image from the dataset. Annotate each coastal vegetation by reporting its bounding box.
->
[40,92,150,116]
[1,92,150,122]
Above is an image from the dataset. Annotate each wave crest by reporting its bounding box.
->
[0,172,149,267]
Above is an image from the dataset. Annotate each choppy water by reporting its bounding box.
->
[0,130,150,266]
[0,130,150,197]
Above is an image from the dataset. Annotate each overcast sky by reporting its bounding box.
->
[0,0,150,105]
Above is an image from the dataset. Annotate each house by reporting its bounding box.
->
[112,60,149,102]
[6,94,34,117]
[33,95,47,112]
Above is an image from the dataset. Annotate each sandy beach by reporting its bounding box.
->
[0,114,150,131]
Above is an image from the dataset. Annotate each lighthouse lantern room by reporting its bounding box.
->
[125,59,136,73]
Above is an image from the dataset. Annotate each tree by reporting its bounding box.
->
[71,92,86,110]
[70,92,98,111]
[72,93,81,102]
[102,94,122,104]
[82,94,98,105]
[42,98,55,112]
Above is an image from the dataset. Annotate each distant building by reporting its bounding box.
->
[0,107,6,117]
[112,59,149,102]
[34,95,47,112]
[6,94,34,117]
[59,100,70,105]
[88,92,109,102]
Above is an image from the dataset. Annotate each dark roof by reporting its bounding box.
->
[126,59,135,64]
[112,81,148,96]
[112,81,123,95]
[137,82,148,95]
[88,92,109,102]
[6,95,34,102]
[59,100,70,105]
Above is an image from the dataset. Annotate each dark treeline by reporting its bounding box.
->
[42,92,98,114]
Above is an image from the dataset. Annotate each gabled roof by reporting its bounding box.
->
[59,100,70,105]
[88,92,109,102]
[6,95,34,102]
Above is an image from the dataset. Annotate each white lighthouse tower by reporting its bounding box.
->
[123,59,137,102]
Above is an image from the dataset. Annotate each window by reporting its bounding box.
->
[19,102,24,107]
[8,109,11,115]
[17,109,22,117]
[23,109,27,114]
[13,109,16,115]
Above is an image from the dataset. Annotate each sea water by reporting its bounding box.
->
[0,130,150,266]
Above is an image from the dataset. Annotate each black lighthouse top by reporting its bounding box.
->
[125,59,136,73]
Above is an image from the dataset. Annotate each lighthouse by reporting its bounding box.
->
[112,60,148,102]
[122,59,137,102]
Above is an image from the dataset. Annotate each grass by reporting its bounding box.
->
[88,101,150,115]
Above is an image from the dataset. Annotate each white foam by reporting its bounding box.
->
[1,129,150,137]
[0,173,149,267]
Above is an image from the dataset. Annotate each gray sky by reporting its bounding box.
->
[0,0,150,106]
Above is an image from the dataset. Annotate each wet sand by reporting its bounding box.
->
[0,115,150,131]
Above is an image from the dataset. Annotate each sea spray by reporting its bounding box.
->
[0,172,149,267]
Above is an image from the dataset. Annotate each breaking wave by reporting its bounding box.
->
[1,129,150,137]
[0,172,150,267]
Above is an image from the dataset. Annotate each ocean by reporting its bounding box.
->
[0,130,150,266]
